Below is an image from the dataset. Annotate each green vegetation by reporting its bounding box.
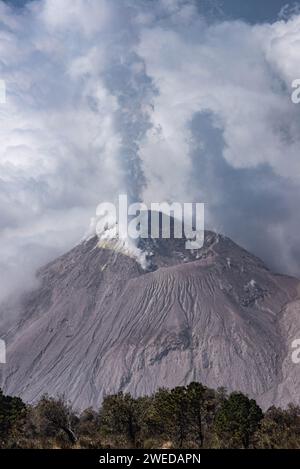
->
[214,392,263,448]
[0,383,299,449]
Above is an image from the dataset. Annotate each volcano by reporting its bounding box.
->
[0,218,300,411]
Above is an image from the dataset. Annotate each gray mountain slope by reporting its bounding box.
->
[0,231,300,411]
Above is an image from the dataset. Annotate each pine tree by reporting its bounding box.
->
[214,392,263,448]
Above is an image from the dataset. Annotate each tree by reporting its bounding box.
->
[3,382,300,449]
[169,386,189,448]
[214,392,263,448]
[78,407,99,437]
[34,395,78,445]
[0,388,26,447]
[255,404,300,449]
[134,395,162,446]
[186,382,216,447]
[153,387,189,448]
[100,393,139,447]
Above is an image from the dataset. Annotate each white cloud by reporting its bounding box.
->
[0,0,131,302]
[1,0,300,304]
[137,16,300,198]
[37,0,112,37]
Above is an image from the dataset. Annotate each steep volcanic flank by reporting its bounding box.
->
[0,227,300,411]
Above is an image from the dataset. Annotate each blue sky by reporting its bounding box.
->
[211,0,298,23]
[5,0,299,23]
